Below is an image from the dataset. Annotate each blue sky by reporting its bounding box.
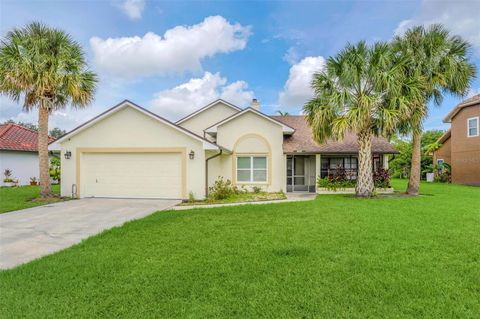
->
[1,0,479,131]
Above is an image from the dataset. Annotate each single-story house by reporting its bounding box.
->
[433,94,480,185]
[0,123,55,185]
[50,99,397,199]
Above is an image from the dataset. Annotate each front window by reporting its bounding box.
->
[237,156,267,182]
[468,117,479,137]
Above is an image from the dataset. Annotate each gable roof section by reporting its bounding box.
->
[204,107,295,134]
[271,115,398,154]
[443,94,480,123]
[175,99,242,125]
[52,100,220,150]
[436,129,451,144]
[0,124,55,152]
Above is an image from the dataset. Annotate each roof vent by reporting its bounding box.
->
[251,98,260,111]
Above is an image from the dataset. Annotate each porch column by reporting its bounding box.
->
[315,154,321,189]
[383,154,389,170]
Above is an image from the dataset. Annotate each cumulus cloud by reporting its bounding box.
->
[278,56,326,108]
[116,0,145,20]
[150,72,254,120]
[90,16,251,78]
[394,0,480,54]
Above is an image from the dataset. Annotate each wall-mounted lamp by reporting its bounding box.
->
[189,150,195,160]
[64,151,72,160]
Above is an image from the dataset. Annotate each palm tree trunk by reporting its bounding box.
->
[38,104,52,197]
[356,130,374,197]
[407,130,421,195]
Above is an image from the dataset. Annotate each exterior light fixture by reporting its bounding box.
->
[189,150,195,160]
[64,151,72,160]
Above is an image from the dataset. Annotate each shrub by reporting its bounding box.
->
[208,177,238,200]
[317,168,391,191]
[3,169,13,183]
[252,186,262,193]
[373,169,391,188]
[317,176,356,191]
[187,191,196,203]
[50,157,61,184]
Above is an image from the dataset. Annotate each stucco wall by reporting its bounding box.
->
[450,104,480,185]
[178,102,239,137]
[60,106,207,199]
[0,151,38,185]
[215,111,286,192]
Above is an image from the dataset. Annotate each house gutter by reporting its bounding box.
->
[205,149,223,197]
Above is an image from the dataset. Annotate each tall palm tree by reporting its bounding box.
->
[393,24,476,195]
[0,22,97,197]
[304,41,420,197]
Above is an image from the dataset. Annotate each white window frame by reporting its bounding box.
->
[236,155,268,183]
[467,116,479,137]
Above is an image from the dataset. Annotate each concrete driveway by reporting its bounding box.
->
[0,198,180,269]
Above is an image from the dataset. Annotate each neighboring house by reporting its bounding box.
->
[50,99,397,199]
[433,94,480,185]
[0,124,55,185]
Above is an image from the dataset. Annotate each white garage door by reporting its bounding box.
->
[82,152,182,199]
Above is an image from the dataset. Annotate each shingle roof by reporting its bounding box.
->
[443,94,480,123]
[0,124,55,152]
[271,115,398,154]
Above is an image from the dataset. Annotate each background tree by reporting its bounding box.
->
[304,41,419,197]
[393,24,476,195]
[389,130,444,179]
[0,22,97,197]
[49,127,66,139]
[276,110,290,116]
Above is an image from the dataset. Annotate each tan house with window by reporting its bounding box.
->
[433,94,480,185]
[50,99,397,199]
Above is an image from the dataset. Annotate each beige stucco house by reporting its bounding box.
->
[51,99,397,199]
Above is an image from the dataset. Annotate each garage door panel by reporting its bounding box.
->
[82,152,182,199]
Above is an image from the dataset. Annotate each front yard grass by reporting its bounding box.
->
[1,180,479,318]
[0,184,62,214]
[179,191,286,206]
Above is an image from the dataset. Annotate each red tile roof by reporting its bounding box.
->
[0,124,55,152]
[271,115,398,154]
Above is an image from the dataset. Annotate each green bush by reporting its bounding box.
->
[49,157,61,184]
[208,177,239,200]
[252,186,262,193]
[317,177,356,191]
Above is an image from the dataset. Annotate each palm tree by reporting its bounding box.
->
[0,22,97,197]
[393,24,476,195]
[276,110,290,116]
[304,41,420,197]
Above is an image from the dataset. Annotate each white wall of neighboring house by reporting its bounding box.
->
[0,151,38,185]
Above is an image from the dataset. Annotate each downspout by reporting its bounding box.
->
[205,149,223,197]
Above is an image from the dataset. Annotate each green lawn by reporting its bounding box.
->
[1,180,479,318]
[0,184,62,214]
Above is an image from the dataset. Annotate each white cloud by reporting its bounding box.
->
[278,56,326,108]
[116,0,145,20]
[283,47,300,65]
[150,72,254,120]
[395,0,480,54]
[90,16,251,78]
